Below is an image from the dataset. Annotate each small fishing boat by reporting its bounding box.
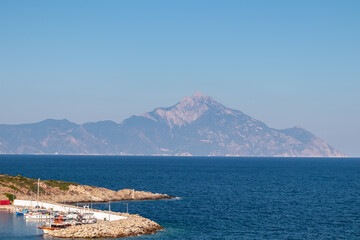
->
[38,226,56,234]
[82,213,97,224]
[25,210,53,221]
[15,208,27,216]
[38,215,82,234]
[38,222,71,234]
[15,211,24,216]
[26,213,54,221]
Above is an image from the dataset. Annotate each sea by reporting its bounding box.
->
[0,155,360,240]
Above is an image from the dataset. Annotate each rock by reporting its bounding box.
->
[47,213,163,238]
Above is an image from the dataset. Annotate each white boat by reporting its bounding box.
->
[25,213,54,221]
[38,222,72,233]
[82,213,97,224]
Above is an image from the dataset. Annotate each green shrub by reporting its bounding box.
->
[44,179,78,191]
[59,184,70,191]
[30,185,44,194]
[0,175,10,183]
[3,193,16,202]
[1,174,79,193]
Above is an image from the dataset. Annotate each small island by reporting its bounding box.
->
[0,173,174,238]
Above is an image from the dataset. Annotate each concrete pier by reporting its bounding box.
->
[13,199,127,221]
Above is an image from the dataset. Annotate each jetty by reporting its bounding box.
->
[14,199,126,221]
[9,199,163,238]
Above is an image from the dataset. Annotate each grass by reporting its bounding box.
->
[0,174,79,193]
[44,180,79,191]
[0,174,38,193]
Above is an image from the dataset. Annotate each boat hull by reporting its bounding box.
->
[38,227,56,234]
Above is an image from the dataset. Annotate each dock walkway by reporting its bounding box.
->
[13,199,127,221]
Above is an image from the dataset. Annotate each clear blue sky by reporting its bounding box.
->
[0,0,359,156]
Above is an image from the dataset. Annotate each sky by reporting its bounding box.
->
[0,0,359,156]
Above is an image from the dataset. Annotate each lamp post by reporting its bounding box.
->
[36,178,40,207]
[108,201,111,221]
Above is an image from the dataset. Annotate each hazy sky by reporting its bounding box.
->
[0,1,359,156]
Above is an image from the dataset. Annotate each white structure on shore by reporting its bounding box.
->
[13,199,127,221]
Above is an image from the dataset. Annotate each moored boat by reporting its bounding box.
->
[25,210,53,221]
[38,222,72,233]
[15,211,24,216]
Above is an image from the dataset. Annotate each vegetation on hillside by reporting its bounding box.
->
[3,192,16,202]
[44,179,79,191]
[0,174,79,193]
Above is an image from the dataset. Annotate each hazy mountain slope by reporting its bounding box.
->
[0,93,345,157]
[127,92,344,157]
[0,119,80,154]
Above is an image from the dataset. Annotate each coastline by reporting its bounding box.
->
[1,174,174,238]
[0,153,351,157]
[0,173,174,203]
[4,201,165,239]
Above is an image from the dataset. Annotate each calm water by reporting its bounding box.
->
[1,155,360,239]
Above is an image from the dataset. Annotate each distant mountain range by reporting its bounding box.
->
[0,92,345,157]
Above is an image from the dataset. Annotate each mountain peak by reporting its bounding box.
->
[179,92,216,108]
[37,119,78,128]
[143,93,232,128]
[192,91,211,99]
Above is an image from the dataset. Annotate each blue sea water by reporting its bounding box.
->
[1,155,360,239]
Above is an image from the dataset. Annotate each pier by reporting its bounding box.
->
[13,199,127,221]
[8,199,162,238]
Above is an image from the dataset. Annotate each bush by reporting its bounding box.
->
[44,180,78,191]
[30,185,45,194]
[3,193,16,202]
[59,184,70,191]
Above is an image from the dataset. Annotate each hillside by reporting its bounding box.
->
[0,174,172,203]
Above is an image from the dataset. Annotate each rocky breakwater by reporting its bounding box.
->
[48,213,163,238]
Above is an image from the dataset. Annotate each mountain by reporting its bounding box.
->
[0,92,345,157]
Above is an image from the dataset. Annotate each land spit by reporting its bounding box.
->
[12,201,163,238]
[0,173,173,203]
[1,174,174,238]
